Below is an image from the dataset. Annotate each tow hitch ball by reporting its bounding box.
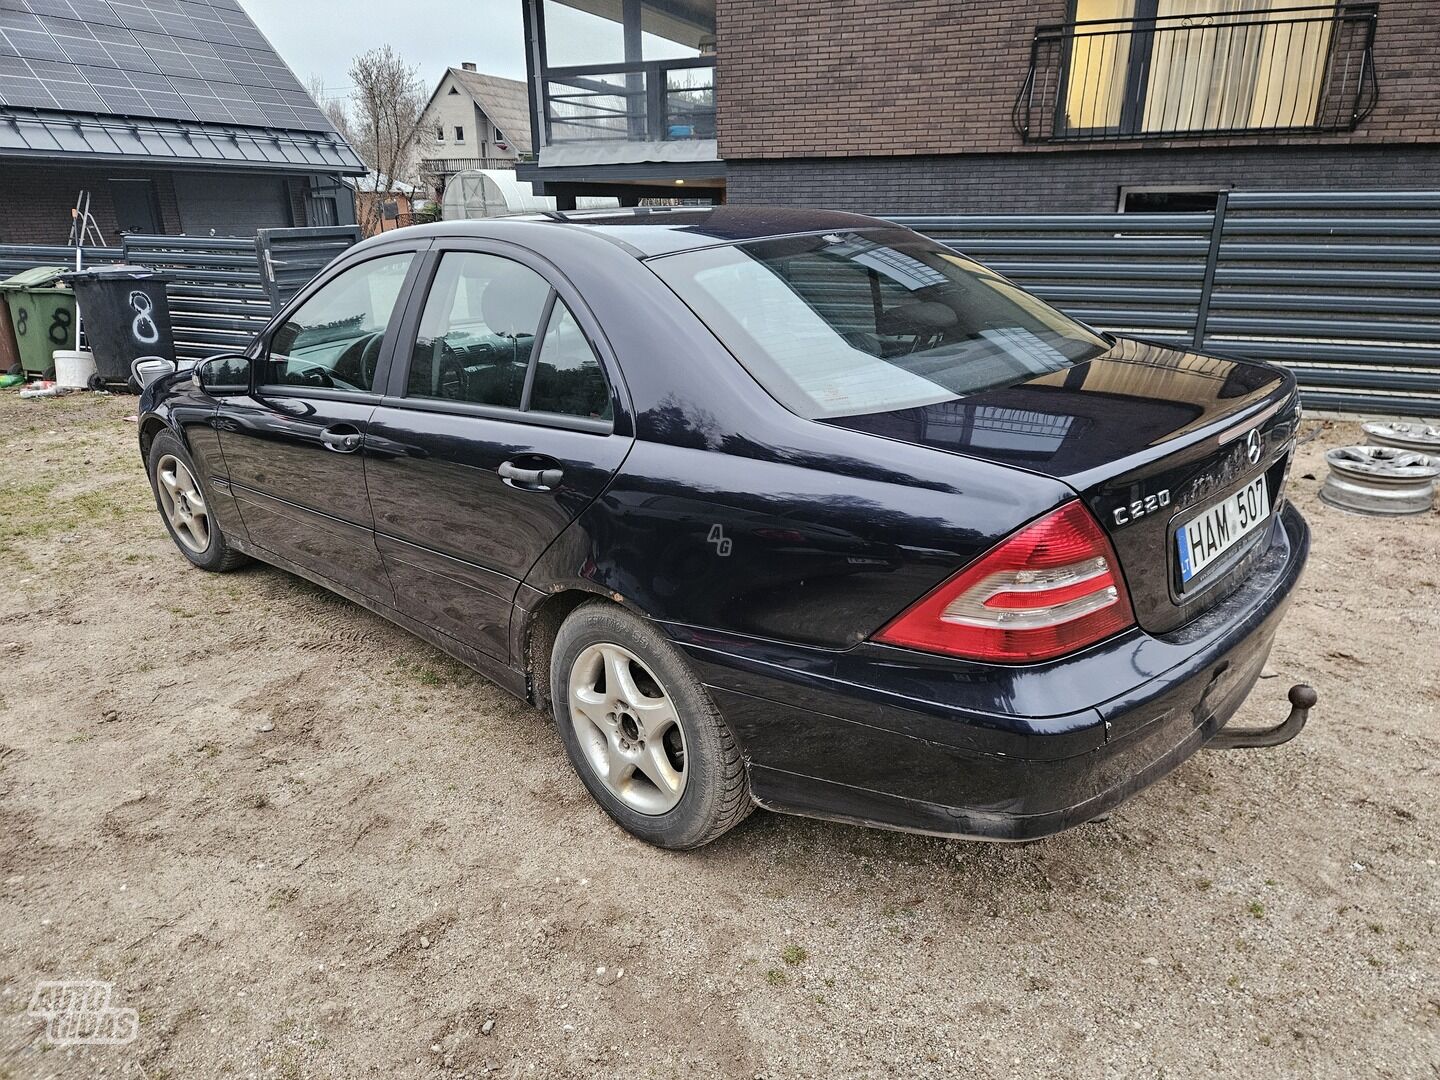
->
[1206,684,1317,750]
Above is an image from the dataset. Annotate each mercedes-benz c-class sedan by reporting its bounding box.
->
[139,207,1314,849]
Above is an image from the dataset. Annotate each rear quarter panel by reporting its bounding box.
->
[499,225,1077,649]
[523,427,1075,649]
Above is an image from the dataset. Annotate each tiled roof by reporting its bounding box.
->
[447,69,532,155]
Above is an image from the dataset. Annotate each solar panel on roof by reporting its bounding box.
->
[0,0,336,134]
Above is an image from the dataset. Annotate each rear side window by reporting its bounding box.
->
[406,252,613,422]
[650,229,1108,420]
[408,253,550,408]
[529,300,610,420]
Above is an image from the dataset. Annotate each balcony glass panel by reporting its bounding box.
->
[542,0,714,67]
[547,72,645,142]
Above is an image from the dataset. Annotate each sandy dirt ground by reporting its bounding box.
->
[0,392,1435,1080]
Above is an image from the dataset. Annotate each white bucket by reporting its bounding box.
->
[53,350,97,389]
[132,356,178,389]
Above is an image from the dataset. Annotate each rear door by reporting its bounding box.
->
[364,241,633,660]
[216,246,425,603]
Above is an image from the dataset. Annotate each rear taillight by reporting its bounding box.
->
[873,500,1135,663]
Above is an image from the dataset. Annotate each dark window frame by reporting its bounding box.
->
[1118,185,1226,213]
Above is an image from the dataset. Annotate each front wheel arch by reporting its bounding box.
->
[138,415,171,463]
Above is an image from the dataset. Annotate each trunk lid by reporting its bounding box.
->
[829,337,1301,634]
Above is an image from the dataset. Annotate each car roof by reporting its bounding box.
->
[393,206,893,258]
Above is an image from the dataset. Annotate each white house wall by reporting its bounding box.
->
[425,73,521,166]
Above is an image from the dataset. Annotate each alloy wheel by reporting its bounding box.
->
[567,642,688,816]
[155,454,211,554]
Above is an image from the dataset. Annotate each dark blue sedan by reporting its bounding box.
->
[138,207,1313,849]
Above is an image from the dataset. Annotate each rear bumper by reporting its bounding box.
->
[667,503,1310,841]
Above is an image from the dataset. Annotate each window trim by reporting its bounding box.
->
[253,244,431,399]
[383,239,626,434]
[376,392,615,434]
[1117,184,1227,213]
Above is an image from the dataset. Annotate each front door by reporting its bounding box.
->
[216,247,423,603]
[110,179,160,234]
[363,245,633,660]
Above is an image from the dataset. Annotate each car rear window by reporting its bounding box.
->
[650,229,1109,419]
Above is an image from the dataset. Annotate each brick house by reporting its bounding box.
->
[518,0,1438,212]
[0,0,364,245]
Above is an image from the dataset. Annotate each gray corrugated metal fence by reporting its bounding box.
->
[892,190,1440,417]
[0,245,125,278]
[0,227,360,365]
[121,235,275,362]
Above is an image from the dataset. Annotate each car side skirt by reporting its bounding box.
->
[223,534,530,702]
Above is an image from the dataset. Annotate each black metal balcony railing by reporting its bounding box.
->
[1014,3,1378,143]
[543,56,715,144]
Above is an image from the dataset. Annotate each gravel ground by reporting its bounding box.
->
[0,392,1436,1080]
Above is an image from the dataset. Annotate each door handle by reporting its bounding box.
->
[498,460,564,490]
[320,425,363,454]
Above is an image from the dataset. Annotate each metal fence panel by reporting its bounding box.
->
[256,225,362,308]
[120,235,274,363]
[0,227,359,367]
[0,245,126,279]
[892,190,1440,417]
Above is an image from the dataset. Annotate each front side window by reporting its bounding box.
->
[265,252,415,392]
[406,252,612,421]
[651,230,1108,420]
[455,125,465,141]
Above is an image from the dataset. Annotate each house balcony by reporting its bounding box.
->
[1015,2,1378,143]
[544,56,715,149]
[525,0,722,189]
[419,156,524,178]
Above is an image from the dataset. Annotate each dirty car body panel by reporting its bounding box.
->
[139,207,1311,842]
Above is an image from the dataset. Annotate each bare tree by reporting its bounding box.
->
[307,74,356,144]
[347,47,434,236]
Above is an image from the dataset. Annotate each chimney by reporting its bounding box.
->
[461,62,477,72]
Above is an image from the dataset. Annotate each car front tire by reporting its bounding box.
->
[146,429,249,573]
[551,601,752,849]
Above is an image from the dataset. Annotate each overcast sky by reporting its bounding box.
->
[242,0,528,107]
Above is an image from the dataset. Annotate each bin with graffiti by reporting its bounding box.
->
[0,267,79,380]
[63,266,175,391]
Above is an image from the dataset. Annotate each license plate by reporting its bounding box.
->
[1176,474,1270,585]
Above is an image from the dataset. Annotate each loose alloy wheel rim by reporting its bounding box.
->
[155,454,211,554]
[568,642,688,816]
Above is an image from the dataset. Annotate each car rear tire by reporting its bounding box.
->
[551,601,752,849]
[146,429,249,573]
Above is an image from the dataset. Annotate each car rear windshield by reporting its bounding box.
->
[651,229,1109,420]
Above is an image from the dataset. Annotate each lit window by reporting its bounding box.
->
[1065,0,1337,135]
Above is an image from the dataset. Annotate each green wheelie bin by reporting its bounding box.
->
[0,267,78,379]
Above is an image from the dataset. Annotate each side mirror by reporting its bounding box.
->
[193,354,252,396]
